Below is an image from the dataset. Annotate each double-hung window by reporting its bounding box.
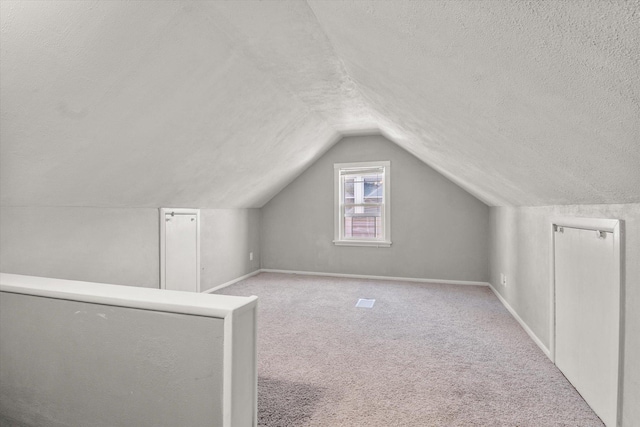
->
[334,161,391,247]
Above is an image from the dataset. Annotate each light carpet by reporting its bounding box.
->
[215,272,603,426]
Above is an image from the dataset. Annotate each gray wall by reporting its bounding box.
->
[489,203,640,426]
[261,135,490,282]
[200,208,260,292]
[0,206,260,290]
[0,207,159,287]
[0,291,225,427]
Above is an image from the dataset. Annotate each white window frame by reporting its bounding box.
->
[333,161,391,247]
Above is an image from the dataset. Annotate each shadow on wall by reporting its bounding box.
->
[259,377,327,427]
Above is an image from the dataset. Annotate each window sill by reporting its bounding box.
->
[333,240,392,248]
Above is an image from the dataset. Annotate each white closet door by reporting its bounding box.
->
[165,213,199,293]
[555,226,619,427]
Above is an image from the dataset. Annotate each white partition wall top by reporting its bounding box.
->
[0,273,255,318]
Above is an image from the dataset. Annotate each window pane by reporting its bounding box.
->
[344,173,383,206]
[363,174,383,203]
[344,216,379,239]
[344,178,355,203]
[344,205,382,238]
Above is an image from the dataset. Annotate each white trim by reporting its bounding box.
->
[223,309,234,427]
[333,160,390,170]
[259,269,489,287]
[549,221,557,363]
[551,216,619,233]
[253,301,258,427]
[159,208,201,292]
[333,240,391,248]
[334,160,391,246]
[202,270,262,294]
[488,283,551,358]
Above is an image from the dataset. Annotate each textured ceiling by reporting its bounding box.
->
[1,0,638,208]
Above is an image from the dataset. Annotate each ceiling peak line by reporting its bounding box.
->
[191,1,369,129]
[304,0,380,126]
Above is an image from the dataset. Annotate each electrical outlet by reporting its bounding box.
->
[501,273,507,287]
[249,252,253,261]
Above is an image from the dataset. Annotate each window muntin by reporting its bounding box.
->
[334,161,391,247]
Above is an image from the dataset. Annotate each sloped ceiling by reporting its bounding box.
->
[1,0,638,208]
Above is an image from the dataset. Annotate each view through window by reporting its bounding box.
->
[343,172,383,238]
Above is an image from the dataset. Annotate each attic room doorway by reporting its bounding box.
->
[160,208,201,293]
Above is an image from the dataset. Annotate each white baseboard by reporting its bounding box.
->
[202,269,262,294]
[488,283,551,359]
[260,268,489,287]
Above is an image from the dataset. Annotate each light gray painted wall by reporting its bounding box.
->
[489,203,640,426]
[0,206,260,290]
[0,207,159,287]
[200,208,261,292]
[261,135,490,282]
[0,291,225,427]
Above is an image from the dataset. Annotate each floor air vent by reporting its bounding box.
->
[355,298,375,308]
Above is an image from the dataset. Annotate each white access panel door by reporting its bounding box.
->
[163,211,199,293]
[554,226,619,427]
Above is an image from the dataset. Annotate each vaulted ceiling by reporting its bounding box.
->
[1,1,638,208]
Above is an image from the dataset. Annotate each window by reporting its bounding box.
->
[334,161,391,247]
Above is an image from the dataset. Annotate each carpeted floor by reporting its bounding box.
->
[215,272,603,427]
